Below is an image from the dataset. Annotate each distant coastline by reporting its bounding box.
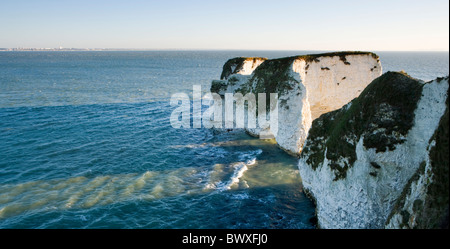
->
[0,47,142,51]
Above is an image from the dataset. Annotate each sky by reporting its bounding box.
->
[0,0,448,51]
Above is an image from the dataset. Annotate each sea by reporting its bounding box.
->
[0,51,448,229]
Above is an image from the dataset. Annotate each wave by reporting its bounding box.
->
[0,147,264,220]
[206,149,262,191]
[216,162,248,191]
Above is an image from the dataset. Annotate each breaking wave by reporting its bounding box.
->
[206,149,262,191]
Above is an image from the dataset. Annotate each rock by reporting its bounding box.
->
[298,72,449,228]
[211,57,266,96]
[209,57,267,132]
[220,57,267,80]
[211,52,382,155]
[385,76,449,229]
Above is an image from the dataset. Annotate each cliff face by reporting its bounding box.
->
[211,52,382,155]
[386,77,449,229]
[298,72,449,228]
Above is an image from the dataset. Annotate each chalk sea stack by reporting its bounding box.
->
[211,52,382,156]
[212,52,449,229]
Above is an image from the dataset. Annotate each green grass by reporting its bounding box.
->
[248,56,299,112]
[210,80,228,94]
[220,57,267,80]
[360,71,424,152]
[298,51,379,63]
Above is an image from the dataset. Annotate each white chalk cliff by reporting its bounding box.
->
[211,54,449,229]
[211,52,382,156]
[298,73,449,228]
[385,76,449,229]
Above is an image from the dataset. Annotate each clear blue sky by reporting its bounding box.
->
[0,0,448,51]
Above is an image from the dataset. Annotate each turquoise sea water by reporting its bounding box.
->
[0,51,448,228]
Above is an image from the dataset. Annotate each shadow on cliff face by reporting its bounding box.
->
[440,209,449,229]
[416,82,449,229]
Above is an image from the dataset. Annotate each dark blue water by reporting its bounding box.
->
[0,51,448,228]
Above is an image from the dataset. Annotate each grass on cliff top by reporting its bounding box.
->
[210,80,227,94]
[268,51,379,65]
[311,51,379,57]
[220,57,267,80]
[248,56,299,111]
[359,71,424,151]
[303,71,424,180]
[220,51,378,80]
[299,51,379,64]
[251,56,298,92]
[237,51,381,123]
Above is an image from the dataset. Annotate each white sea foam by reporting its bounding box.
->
[231,192,250,200]
[246,158,256,166]
[217,162,248,191]
[209,149,263,191]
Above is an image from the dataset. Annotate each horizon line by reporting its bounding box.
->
[1,48,449,52]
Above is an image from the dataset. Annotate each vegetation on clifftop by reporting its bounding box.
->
[301,72,424,181]
[216,52,380,100]
[210,80,227,94]
[298,51,379,64]
[220,57,267,80]
[250,56,298,96]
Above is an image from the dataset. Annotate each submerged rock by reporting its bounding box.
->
[298,72,449,228]
[211,52,382,155]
